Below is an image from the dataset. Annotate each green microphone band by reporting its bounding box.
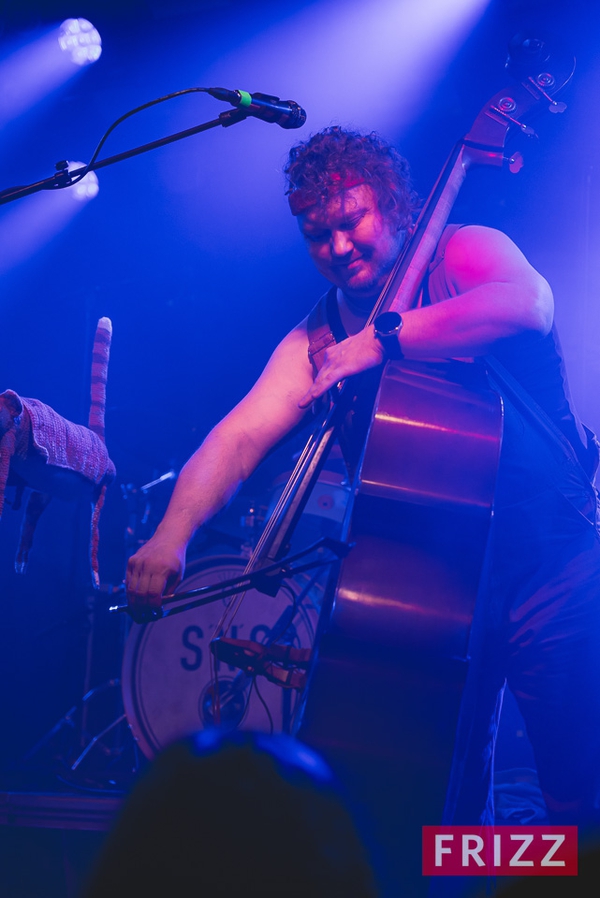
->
[238,90,252,108]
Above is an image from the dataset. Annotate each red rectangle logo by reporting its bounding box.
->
[422,826,578,876]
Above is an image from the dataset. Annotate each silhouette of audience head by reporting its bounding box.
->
[84,730,378,897]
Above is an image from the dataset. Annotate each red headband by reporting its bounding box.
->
[287,172,365,216]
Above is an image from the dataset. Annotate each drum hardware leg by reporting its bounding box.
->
[19,680,139,790]
[22,679,120,761]
[21,704,79,762]
[284,567,324,622]
[70,712,127,771]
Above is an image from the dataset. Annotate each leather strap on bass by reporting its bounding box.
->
[306,286,337,376]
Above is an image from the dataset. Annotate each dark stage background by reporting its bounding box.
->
[0,0,599,777]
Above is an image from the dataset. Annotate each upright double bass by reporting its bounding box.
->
[215,33,574,894]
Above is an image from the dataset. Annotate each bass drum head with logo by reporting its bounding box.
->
[122,555,321,759]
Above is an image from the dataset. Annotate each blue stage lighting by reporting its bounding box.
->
[67,162,99,201]
[58,18,102,66]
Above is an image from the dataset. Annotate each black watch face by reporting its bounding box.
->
[374,312,403,359]
[375,311,401,336]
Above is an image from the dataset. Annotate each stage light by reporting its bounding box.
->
[167,0,492,263]
[67,162,99,202]
[0,19,101,128]
[58,18,102,66]
[206,0,492,132]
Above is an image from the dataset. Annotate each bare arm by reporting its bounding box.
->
[300,226,553,406]
[127,323,314,603]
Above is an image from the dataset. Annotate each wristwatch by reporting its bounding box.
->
[373,311,404,360]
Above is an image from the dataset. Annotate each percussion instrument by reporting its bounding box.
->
[122,554,322,758]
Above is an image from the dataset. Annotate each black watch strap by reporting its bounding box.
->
[374,311,404,360]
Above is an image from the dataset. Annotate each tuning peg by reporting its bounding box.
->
[507,152,524,174]
[549,100,567,114]
[491,102,538,138]
[528,76,567,114]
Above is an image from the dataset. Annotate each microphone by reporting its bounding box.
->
[207,87,306,129]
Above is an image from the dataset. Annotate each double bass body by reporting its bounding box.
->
[297,357,503,788]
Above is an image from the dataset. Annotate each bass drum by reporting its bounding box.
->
[122,555,322,759]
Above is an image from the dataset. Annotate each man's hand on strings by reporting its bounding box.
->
[126,536,185,608]
[299,325,385,409]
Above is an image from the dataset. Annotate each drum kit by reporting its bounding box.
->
[24,450,350,790]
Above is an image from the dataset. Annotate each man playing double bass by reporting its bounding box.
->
[126,127,600,830]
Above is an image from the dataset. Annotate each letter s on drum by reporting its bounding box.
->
[181,625,203,671]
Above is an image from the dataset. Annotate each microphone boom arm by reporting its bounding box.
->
[0,106,253,207]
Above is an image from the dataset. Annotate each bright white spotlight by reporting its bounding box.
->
[58,19,102,66]
[67,162,99,202]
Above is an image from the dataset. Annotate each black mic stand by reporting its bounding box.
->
[0,107,251,206]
